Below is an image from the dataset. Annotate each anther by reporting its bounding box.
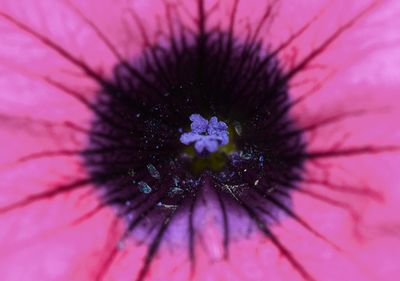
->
[180,114,229,154]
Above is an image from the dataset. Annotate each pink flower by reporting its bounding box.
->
[0,1,400,281]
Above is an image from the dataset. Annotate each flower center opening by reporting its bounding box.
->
[179,113,239,174]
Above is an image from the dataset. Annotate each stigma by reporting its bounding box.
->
[180,114,229,154]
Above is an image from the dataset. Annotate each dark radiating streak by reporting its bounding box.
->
[228,0,239,42]
[122,193,157,214]
[0,113,81,139]
[223,184,317,281]
[301,108,386,133]
[188,191,199,276]
[135,200,183,281]
[269,7,324,59]
[282,1,381,82]
[244,59,282,110]
[253,188,341,251]
[126,193,170,233]
[196,0,207,85]
[304,145,400,159]
[0,168,130,215]
[105,189,142,208]
[94,193,173,281]
[94,218,121,281]
[248,1,276,46]
[197,0,206,40]
[215,189,230,259]
[254,107,388,143]
[211,0,239,106]
[65,0,124,61]
[95,246,119,281]
[220,0,239,77]
[0,11,113,89]
[63,121,91,134]
[255,205,280,224]
[303,178,383,201]
[165,3,180,58]
[15,143,150,164]
[70,203,107,226]
[43,77,92,108]
[0,178,92,214]
[43,77,134,132]
[165,4,191,105]
[104,185,143,206]
[294,188,361,223]
[223,2,280,114]
[203,1,220,19]
[287,70,336,108]
[128,11,173,87]
[63,121,124,143]
[16,149,81,163]
[228,56,262,115]
[85,159,146,170]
